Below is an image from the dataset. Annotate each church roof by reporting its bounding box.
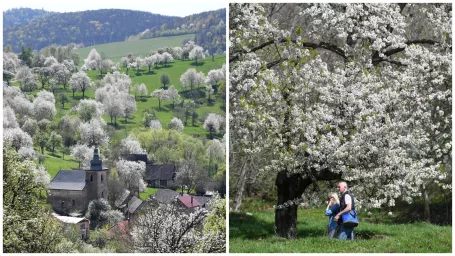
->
[145,164,176,181]
[48,170,86,191]
[84,147,108,171]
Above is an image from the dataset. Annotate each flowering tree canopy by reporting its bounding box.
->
[230,3,451,238]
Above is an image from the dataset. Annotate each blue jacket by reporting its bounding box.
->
[325,204,340,231]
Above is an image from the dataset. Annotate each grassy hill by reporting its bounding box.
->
[40,52,225,178]
[76,34,195,61]
[229,200,452,253]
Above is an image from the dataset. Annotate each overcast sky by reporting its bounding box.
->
[2,0,226,17]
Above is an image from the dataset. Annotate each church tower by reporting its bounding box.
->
[85,147,109,202]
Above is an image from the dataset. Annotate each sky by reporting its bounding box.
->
[2,0,226,17]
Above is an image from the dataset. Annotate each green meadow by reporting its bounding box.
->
[21,39,225,178]
[229,199,452,253]
[76,34,195,61]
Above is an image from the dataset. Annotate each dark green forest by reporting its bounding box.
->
[127,8,226,55]
[3,8,54,28]
[3,8,226,53]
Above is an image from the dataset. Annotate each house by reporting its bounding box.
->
[194,195,212,210]
[122,154,177,189]
[116,191,146,222]
[153,189,210,212]
[153,189,179,204]
[47,148,109,215]
[52,213,90,240]
[177,194,200,209]
[145,164,177,188]
[122,154,148,164]
[107,220,131,241]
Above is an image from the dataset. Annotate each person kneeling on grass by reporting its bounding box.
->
[334,181,356,240]
[325,192,340,238]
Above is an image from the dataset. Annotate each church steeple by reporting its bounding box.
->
[85,147,107,171]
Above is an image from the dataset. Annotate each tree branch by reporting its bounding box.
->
[230,38,348,63]
[382,39,439,57]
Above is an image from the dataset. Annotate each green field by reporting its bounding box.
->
[76,34,195,61]
[139,187,159,200]
[22,36,226,179]
[229,201,452,253]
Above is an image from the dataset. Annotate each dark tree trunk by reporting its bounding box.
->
[275,171,310,239]
[275,169,342,239]
[423,183,431,223]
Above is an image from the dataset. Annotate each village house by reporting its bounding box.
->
[145,164,177,188]
[122,154,177,189]
[153,188,213,212]
[107,220,131,241]
[52,213,90,240]
[47,147,109,215]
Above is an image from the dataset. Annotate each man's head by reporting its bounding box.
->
[337,181,348,193]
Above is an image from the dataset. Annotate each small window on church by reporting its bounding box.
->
[101,174,104,182]
[101,191,104,198]
[72,199,75,206]
[90,175,93,182]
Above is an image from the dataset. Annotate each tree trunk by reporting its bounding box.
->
[423,183,431,223]
[233,158,248,211]
[275,171,309,239]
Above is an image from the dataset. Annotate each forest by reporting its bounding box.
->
[3,8,226,53]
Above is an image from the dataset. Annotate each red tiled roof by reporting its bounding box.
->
[107,220,131,237]
[178,194,200,208]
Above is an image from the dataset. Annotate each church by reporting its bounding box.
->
[47,147,109,215]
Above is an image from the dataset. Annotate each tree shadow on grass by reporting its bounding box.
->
[230,212,275,240]
[297,224,392,240]
[190,61,205,67]
[231,212,393,241]
[146,71,156,75]
[107,122,127,130]
[119,119,137,125]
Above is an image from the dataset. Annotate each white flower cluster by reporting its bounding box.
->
[230,3,451,209]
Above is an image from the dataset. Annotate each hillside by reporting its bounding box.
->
[3,8,53,28]
[127,8,226,55]
[76,34,195,61]
[3,8,225,53]
[44,53,225,178]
